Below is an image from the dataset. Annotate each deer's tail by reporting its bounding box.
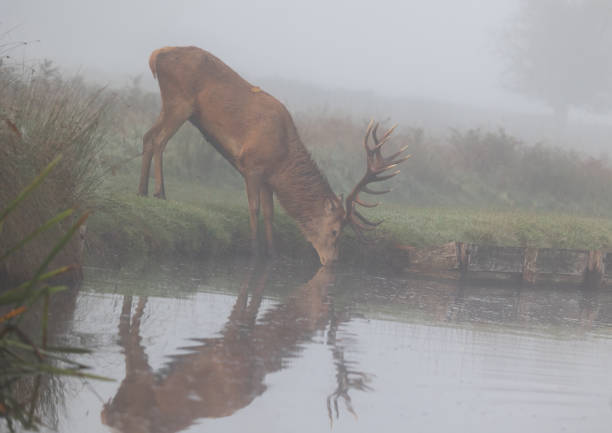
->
[149,47,174,80]
[148,50,160,80]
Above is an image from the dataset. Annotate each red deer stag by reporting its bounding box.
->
[139,46,409,265]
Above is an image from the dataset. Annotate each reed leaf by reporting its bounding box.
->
[0,209,73,262]
[0,155,62,226]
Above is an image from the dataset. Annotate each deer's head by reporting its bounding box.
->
[304,196,346,266]
[310,121,410,266]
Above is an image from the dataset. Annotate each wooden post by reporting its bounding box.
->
[584,250,604,288]
[522,247,538,285]
[456,242,469,278]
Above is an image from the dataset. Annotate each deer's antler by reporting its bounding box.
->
[344,120,410,241]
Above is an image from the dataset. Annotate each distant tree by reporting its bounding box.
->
[502,0,612,126]
[39,59,59,80]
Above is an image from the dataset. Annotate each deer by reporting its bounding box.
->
[101,263,370,432]
[138,46,409,265]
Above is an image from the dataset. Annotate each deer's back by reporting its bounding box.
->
[151,46,297,172]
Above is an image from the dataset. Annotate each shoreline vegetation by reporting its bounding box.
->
[1,157,109,432]
[3,62,612,277]
[87,175,612,270]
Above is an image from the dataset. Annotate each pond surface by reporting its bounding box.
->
[39,258,612,432]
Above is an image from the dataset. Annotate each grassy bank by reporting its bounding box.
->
[378,204,612,250]
[87,176,318,265]
[87,175,612,268]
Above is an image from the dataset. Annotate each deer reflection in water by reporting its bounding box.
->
[101,264,371,432]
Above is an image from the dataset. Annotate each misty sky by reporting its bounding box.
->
[4,0,525,108]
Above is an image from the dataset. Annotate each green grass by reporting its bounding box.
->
[87,175,612,268]
[87,174,316,264]
[379,205,612,250]
[88,192,244,260]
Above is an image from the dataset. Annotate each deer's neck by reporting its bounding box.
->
[270,140,335,230]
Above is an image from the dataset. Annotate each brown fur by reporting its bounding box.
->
[271,137,336,226]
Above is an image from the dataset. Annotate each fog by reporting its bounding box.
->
[4,0,612,153]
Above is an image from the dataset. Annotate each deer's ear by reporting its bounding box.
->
[324,197,335,214]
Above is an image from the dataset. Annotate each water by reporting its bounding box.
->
[30,259,612,432]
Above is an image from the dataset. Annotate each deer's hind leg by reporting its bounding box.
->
[138,117,159,196]
[139,104,192,199]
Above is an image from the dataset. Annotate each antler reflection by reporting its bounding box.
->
[326,307,373,425]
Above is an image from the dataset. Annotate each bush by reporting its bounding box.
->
[0,61,111,282]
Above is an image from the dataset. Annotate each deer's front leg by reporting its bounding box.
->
[261,185,276,257]
[244,174,263,256]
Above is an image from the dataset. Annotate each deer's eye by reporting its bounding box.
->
[332,230,338,237]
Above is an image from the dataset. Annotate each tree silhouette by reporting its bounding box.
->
[502,0,612,127]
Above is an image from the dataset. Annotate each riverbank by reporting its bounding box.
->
[86,176,612,269]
